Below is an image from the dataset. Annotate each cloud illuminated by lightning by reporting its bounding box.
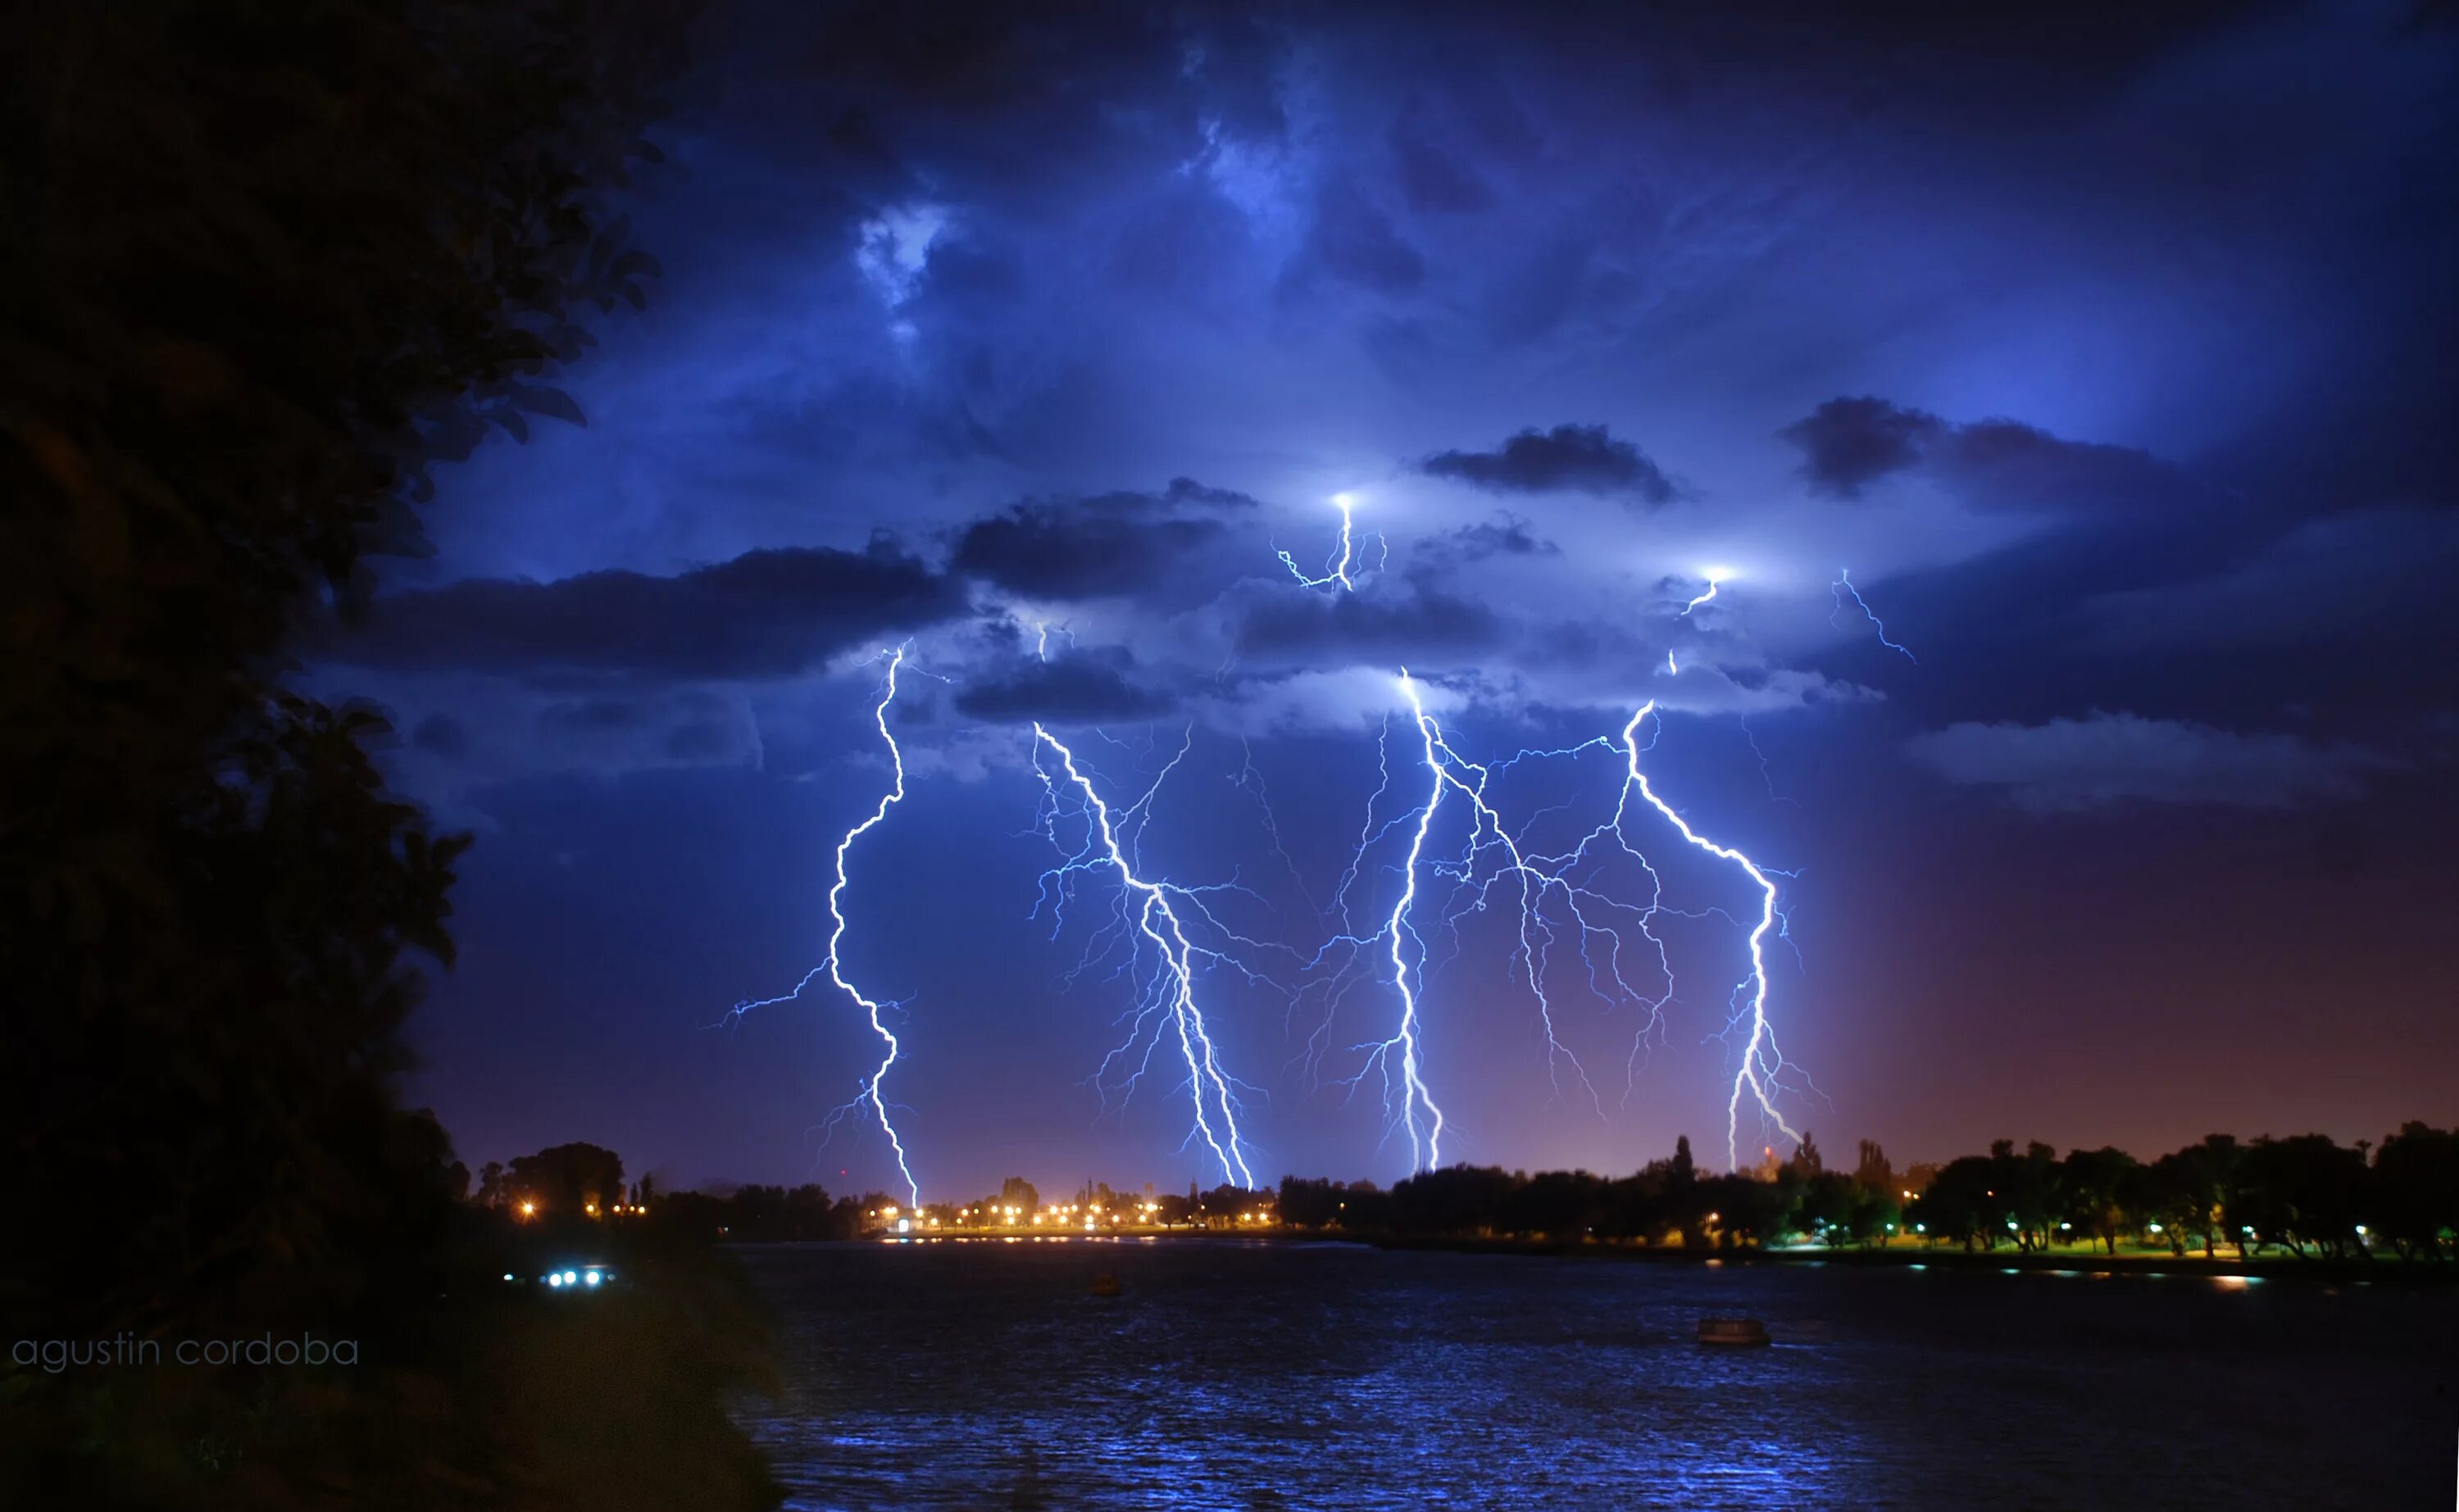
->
[1278,493,1385,590]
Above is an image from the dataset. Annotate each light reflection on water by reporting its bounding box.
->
[736,1240,2455,1510]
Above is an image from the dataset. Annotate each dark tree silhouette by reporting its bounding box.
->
[2372,1122,2459,1262]
[1261,1124,2448,1265]
[2060,1146,2139,1255]
[509,1142,629,1219]
[0,4,793,1507]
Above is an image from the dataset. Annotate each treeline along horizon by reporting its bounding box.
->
[1274,1124,2458,1260]
[520,1122,2459,1263]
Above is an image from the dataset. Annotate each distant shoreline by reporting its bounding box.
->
[1359,1233,2457,1283]
[760,1228,2453,1283]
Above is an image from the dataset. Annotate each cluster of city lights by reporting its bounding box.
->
[865,1199,1184,1233]
[512,1199,646,1220]
[503,1266,611,1290]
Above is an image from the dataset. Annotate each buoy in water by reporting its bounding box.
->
[1697,1316,1770,1346]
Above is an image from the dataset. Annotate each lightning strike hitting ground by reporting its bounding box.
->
[1031,724,1261,1187]
[1611,702,1804,1169]
[1309,678,1737,1169]
[1344,672,1449,1169]
[726,647,924,1206]
[1307,676,1823,1174]
[1834,568,1917,662]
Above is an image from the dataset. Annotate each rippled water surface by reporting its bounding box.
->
[736,1239,2456,1509]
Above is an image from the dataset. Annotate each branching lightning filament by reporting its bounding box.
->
[1278,493,1384,590]
[1612,702,1802,1169]
[1834,567,1917,662]
[1030,724,1261,1187]
[726,647,924,1206]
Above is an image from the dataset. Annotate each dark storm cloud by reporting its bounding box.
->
[707,2,1291,218]
[535,693,743,764]
[1389,116,1494,215]
[953,648,1176,724]
[1417,516,1561,568]
[1297,175,1428,294]
[949,480,1255,600]
[541,697,643,731]
[335,537,962,679]
[1235,582,1503,662]
[1160,477,1261,510]
[1420,425,1679,505]
[1904,711,2399,815]
[2077,507,2459,652]
[411,713,467,756]
[1780,397,2183,510]
[1778,397,1944,497]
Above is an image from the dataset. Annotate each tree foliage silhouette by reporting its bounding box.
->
[0,3,789,1507]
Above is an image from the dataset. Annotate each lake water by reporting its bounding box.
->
[736,1237,2457,1509]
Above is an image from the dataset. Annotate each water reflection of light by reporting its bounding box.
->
[732,1242,2427,1510]
[2212,1274,2258,1291]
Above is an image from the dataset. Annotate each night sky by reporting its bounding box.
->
[313,1,2459,1199]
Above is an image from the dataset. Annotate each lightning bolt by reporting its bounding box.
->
[1277,493,1385,590]
[1611,702,1802,1169]
[1307,679,1709,1168]
[1278,511,1694,1169]
[1030,724,1260,1187]
[1680,575,1722,615]
[1328,672,1449,1169]
[1833,568,1916,662]
[725,647,924,1206]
